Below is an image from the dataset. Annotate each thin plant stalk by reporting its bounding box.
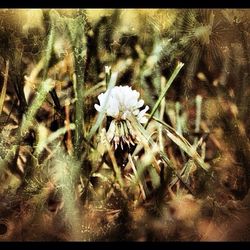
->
[158,76,166,151]
[145,61,184,129]
[193,95,202,146]
[65,10,87,158]
[128,153,146,200]
[0,60,9,116]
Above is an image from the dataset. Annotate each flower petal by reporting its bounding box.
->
[133,109,140,115]
[137,105,149,123]
[106,120,116,142]
[94,104,102,112]
[136,99,144,109]
[139,116,148,124]
[95,85,149,124]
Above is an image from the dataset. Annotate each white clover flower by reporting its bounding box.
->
[94,85,149,124]
[95,85,149,149]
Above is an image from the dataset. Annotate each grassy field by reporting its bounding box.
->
[0,9,250,241]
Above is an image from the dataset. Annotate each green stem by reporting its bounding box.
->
[145,62,184,129]
[65,11,87,158]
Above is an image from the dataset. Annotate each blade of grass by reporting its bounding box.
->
[158,76,166,151]
[43,11,56,81]
[145,61,184,129]
[128,153,146,200]
[13,74,27,113]
[175,101,187,162]
[65,10,87,158]
[0,60,9,116]
[20,79,54,135]
[152,116,210,171]
[43,11,64,118]
[72,71,85,158]
[193,94,202,146]
[65,99,74,155]
[169,159,196,187]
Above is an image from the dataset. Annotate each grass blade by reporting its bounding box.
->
[152,116,210,171]
[0,60,9,116]
[20,79,54,135]
[145,61,184,129]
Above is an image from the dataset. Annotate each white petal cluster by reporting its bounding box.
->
[94,85,149,124]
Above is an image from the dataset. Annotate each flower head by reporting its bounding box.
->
[95,85,149,149]
[94,85,149,124]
